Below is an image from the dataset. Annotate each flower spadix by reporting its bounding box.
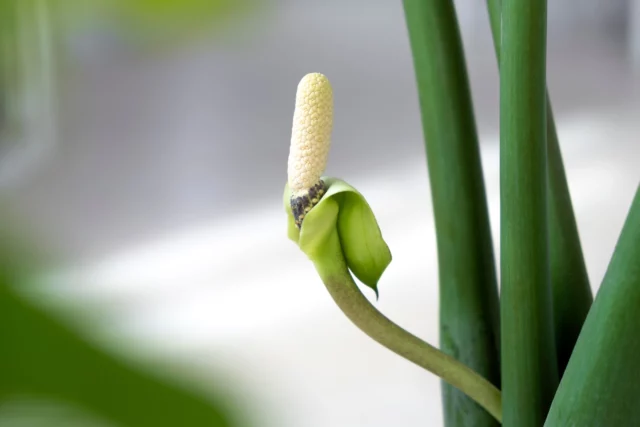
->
[284,73,391,294]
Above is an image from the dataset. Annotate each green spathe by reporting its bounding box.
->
[284,177,392,295]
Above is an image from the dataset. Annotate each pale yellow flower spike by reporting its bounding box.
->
[287,73,334,228]
[288,73,333,195]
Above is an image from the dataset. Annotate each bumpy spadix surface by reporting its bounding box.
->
[287,73,333,196]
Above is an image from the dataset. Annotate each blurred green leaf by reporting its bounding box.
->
[0,219,248,427]
[0,0,259,50]
[0,282,245,427]
[109,0,257,43]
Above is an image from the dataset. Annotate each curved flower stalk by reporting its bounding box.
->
[283,73,503,422]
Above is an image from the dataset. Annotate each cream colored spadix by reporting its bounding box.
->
[287,73,333,196]
[284,72,391,294]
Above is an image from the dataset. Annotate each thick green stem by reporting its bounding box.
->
[313,229,502,423]
[500,0,559,425]
[486,0,592,375]
[545,185,640,426]
[403,1,500,424]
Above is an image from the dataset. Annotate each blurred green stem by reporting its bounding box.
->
[499,0,559,425]
[486,0,592,375]
[313,227,502,423]
[403,0,501,424]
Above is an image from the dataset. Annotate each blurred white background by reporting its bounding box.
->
[2,1,639,426]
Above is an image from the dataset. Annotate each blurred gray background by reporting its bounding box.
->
[2,0,637,263]
[1,1,639,426]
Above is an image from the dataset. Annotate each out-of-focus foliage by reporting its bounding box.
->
[0,220,248,426]
[0,283,243,426]
[0,0,259,50]
[55,0,259,46]
[0,1,256,423]
[0,0,55,162]
[113,0,256,40]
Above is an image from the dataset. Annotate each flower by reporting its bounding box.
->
[287,72,333,228]
[285,73,391,294]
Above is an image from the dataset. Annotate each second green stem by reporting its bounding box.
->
[500,0,559,424]
[312,229,502,423]
[486,0,592,376]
